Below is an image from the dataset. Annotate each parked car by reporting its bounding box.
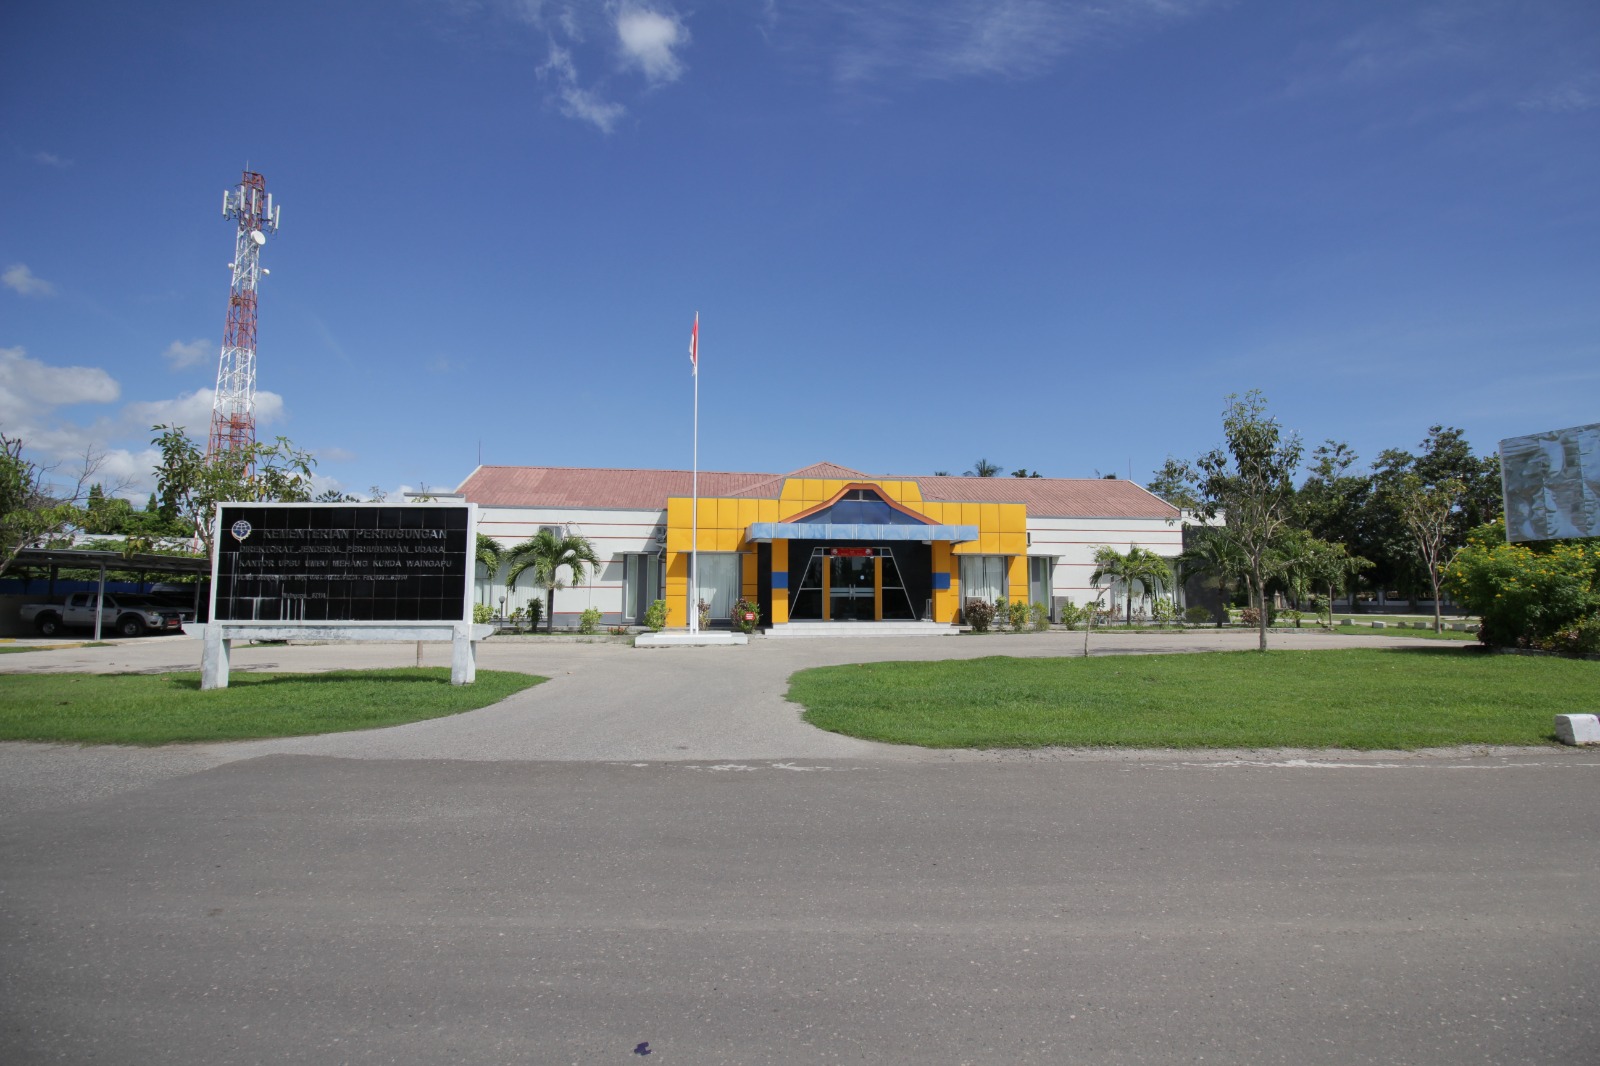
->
[19,593,185,638]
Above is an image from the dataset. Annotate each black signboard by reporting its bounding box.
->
[212,504,472,623]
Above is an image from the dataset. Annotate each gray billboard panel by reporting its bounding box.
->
[1499,422,1600,542]
[210,503,474,623]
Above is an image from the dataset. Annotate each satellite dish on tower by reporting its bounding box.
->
[251,230,266,247]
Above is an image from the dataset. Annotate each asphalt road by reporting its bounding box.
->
[2,631,1597,1064]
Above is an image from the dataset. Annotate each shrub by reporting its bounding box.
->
[964,599,996,632]
[472,602,493,625]
[1030,602,1050,632]
[1239,606,1261,627]
[731,597,762,633]
[1151,599,1178,624]
[1444,524,1600,649]
[608,624,630,636]
[1282,608,1303,628]
[1544,616,1600,656]
[578,607,603,634]
[1183,605,1212,625]
[1005,599,1030,632]
[525,600,543,630]
[645,599,668,632]
[696,598,712,631]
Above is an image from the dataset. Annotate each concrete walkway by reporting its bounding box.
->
[0,628,1528,819]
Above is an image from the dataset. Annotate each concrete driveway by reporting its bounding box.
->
[3,631,1597,1064]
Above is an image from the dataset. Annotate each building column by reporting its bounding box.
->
[771,541,789,624]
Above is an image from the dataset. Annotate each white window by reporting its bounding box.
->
[622,553,662,624]
[692,553,742,624]
[959,555,1008,604]
[1028,556,1054,607]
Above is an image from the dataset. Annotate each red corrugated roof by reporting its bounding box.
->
[458,464,1179,519]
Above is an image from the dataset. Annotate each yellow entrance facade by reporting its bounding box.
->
[663,474,1029,628]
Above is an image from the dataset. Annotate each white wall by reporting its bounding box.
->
[1026,515,1185,611]
[475,505,665,625]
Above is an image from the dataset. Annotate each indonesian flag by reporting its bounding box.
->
[689,312,699,375]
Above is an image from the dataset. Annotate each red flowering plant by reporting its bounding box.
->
[730,597,763,634]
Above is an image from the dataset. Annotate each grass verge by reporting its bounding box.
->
[0,668,545,745]
[788,647,1591,749]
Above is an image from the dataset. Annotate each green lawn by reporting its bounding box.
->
[788,648,1591,750]
[0,668,545,745]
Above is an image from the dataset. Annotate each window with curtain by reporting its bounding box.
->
[693,553,741,624]
[959,555,1008,604]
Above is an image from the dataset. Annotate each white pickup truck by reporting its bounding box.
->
[20,592,186,638]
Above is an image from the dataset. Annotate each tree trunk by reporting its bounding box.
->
[1430,570,1443,633]
[1253,569,1268,651]
[546,588,556,633]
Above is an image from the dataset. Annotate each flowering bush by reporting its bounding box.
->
[1005,599,1030,632]
[1442,523,1600,650]
[963,599,996,632]
[730,597,762,634]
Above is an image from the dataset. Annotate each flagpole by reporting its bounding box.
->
[689,312,699,634]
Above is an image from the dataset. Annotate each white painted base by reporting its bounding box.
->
[1555,714,1600,746]
[634,632,749,647]
[198,623,495,689]
[764,621,960,638]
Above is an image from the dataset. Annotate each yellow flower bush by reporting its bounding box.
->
[1443,521,1600,651]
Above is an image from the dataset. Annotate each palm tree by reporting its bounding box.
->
[1178,527,1248,626]
[505,528,601,633]
[476,533,503,614]
[1091,545,1172,622]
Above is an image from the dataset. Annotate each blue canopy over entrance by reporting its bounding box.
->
[747,522,978,542]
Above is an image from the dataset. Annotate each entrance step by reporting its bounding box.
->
[762,621,961,639]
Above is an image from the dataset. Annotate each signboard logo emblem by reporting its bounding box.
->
[231,519,253,542]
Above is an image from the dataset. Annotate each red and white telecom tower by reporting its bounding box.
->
[207,170,281,461]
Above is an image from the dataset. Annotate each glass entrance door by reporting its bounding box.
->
[830,552,875,621]
[788,547,918,621]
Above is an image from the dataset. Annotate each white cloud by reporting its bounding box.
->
[3,263,57,297]
[31,150,71,168]
[0,346,300,497]
[458,1,697,131]
[539,42,627,132]
[817,0,1219,86]
[163,338,211,370]
[616,4,689,84]
[1520,74,1600,114]
[119,388,286,439]
[0,347,120,426]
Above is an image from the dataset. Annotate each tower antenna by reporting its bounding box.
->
[207,169,281,463]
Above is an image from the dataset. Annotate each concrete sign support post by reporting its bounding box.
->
[199,502,481,690]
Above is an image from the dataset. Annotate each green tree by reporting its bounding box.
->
[1,429,106,579]
[966,458,1001,477]
[1387,473,1465,633]
[1147,456,1201,510]
[1194,391,1304,651]
[1177,525,1248,625]
[1367,427,1502,605]
[1274,530,1371,623]
[476,532,503,612]
[1009,468,1042,478]
[151,425,317,557]
[505,528,601,633]
[1090,544,1173,622]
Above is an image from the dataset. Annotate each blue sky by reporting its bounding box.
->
[3,0,1597,501]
